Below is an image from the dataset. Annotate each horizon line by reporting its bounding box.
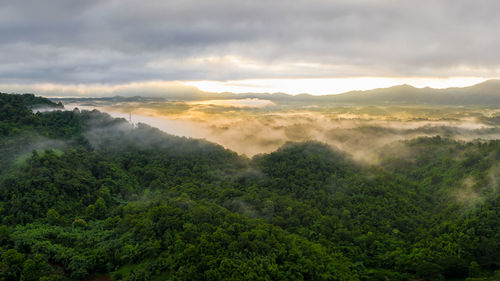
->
[1,77,498,98]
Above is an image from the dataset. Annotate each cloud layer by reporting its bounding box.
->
[1,0,500,85]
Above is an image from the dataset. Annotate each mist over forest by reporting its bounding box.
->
[1,86,500,281]
[54,80,500,162]
[3,0,500,279]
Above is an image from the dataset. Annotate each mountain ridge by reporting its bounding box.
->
[49,79,500,106]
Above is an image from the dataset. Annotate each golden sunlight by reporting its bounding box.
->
[186,77,487,95]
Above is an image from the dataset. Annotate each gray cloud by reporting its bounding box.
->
[1,0,499,84]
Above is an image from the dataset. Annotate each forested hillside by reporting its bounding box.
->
[0,93,499,281]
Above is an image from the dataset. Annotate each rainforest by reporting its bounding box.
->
[0,92,499,281]
[3,0,500,280]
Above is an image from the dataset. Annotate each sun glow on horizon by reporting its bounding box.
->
[186,77,489,95]
[0,77,493,98]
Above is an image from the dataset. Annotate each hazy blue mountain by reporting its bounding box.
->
[50,79,500,106]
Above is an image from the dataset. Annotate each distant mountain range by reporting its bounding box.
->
[238,79,500,106]
[308,79,500,106]
[52,79,500,106]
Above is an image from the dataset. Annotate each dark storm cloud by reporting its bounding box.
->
[1,0,499,84]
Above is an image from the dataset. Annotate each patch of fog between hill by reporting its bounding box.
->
[31,105,64,113]
[451,163,500,209]
[64,103,206,139]
[185,116,500,163]
[187,98,275,108]
[1,134,67,170]
[62,103,500,163]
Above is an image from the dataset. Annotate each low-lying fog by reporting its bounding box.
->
[58,99,500,163]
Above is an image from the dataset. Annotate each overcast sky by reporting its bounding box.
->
[1,0,499,95]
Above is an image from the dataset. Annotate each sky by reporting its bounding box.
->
[0,0,499,96]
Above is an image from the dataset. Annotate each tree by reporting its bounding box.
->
[469,261,481,278]
[21,254,52,281]
[0,249,24,281]
[0,225,11,246]
[72,219,88,229]
[46,209,61,225]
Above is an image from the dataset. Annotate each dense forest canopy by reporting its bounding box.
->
[0,92,499,280]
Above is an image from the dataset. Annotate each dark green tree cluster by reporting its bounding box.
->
[1,93,499,280]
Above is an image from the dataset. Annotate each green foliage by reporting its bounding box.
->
[46,209,61,225]
[72,219,88,229]
[0,225,11,246]
[1,93,500,280]
[469,261,481,278]
[20,254,53,281]
[0,249,24,281]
